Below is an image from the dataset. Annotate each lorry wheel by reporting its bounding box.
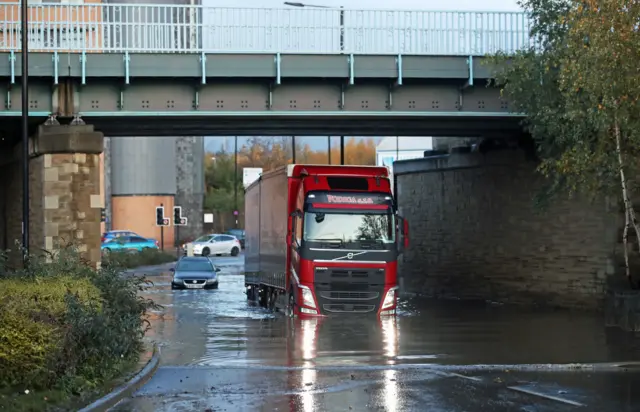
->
[202,248,210,256]
[231,247,240,256]
[286,293,296,317]
[259,288,267,307]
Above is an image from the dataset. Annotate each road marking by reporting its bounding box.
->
[507,386,585,407]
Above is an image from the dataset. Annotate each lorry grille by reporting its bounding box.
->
[314,266,385,314]
[314,267,385,286]
[318,291,379,300]
[323,304,376,313]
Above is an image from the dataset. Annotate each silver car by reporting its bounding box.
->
[170,256,221,290]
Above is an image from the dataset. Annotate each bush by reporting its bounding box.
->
[102,248,176,269]
[0,245,158,407]
[0,276,101,389]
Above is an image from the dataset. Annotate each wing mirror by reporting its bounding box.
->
[215,267,221,272]
[397,216,410,252]
[169,268,175,272]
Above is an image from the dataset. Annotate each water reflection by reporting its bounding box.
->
[381,317,400,412]
[286,316,401,411]
[299,319,318,412]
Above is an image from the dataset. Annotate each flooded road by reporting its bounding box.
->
[114,254,640,411]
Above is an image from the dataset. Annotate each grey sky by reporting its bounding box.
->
[204,0,523,152]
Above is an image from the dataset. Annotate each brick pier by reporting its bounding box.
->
[0,125,104,267]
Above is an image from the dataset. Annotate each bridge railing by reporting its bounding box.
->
[0,3,533,55]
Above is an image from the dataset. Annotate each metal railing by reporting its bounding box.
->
[0,4,533,55]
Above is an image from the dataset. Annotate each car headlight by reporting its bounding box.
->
[299,285,316,308]
[206,277,217,283]
[381,287,398,310]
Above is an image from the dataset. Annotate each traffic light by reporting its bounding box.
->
[174,206,188,226]
[100,208,106,223]
[156,206,168,226]
[173,206,181,225]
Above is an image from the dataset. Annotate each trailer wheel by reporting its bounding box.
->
[259,287,268,308]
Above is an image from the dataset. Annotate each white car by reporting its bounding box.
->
[185,234,242,257]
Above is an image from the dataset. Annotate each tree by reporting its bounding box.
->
[489,0,640,284]
[203,137,378,218]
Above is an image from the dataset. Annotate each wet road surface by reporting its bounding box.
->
[114,253,640,411]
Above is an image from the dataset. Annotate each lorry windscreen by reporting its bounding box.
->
[303,211,395,243]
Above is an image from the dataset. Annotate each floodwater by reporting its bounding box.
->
[113,254,640,411]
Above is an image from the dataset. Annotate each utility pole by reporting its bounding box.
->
[292,136,296,163]
[327,136,331,164]
[340,136,344,164]
[234,136,238,228]
[21,0,29,263]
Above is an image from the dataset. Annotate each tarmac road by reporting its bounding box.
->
[113,253,640,411]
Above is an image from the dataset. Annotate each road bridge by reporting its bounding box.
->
[0,4,547,282]
[0,4,531,142]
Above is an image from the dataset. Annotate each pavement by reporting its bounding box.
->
[113,252,640,411]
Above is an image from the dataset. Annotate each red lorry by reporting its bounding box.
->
[244,164,409,317]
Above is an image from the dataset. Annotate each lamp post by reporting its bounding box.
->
[21,0,29,262]
[283,2,344,52]
[284,2,345,164]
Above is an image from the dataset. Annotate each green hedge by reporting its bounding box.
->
[102,248,176,269]
[0,246,158,410]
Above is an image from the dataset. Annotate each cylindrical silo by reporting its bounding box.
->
[110,137,177,248]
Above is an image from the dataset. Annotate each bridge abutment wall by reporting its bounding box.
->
[0,125,103,267]
[395,149,620,310]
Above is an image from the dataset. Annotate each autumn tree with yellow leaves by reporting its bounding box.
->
[204,137,377,216]
[491,0,640,284]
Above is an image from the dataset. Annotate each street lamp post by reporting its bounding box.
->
[21,0,29,262]
[284,2,345,164]
[283,2,344,52]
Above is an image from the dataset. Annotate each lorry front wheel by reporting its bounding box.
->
[286,293,296,318]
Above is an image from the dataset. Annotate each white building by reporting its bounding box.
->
[375,137,434,167]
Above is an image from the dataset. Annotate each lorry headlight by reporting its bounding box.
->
[381,287,398,310]
[299,285,316,309]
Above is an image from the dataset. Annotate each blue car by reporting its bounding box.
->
[101,230,141,243]
[101,235,159,253]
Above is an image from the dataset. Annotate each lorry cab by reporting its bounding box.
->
[286,165,409,317]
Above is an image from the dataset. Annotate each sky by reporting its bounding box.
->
[203,0,522,152]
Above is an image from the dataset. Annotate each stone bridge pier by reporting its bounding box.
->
[0,125,103,267]
[394,147,621,310]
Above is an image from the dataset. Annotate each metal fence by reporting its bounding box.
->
[0,4,533,55]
